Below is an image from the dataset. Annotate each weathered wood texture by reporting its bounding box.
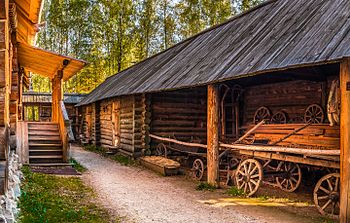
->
[207,85,220,186]
[150,88,207,147]
[98,100,113,147]
[79,94,149,157]
[119,95,148,157]
[340,58,350,223]
[243,80,325,124]
[248,124,339,150]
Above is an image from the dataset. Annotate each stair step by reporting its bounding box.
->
[29,131,60,136]
[29,140,62,145]
[29,155,63,159]
[29,158,65,164]
[29,149,62,152]
[28,163,71,167]
[28,126,59,131]
[29,136,61,140]
[29,143,62,147]
[29,150,63,156]
[28,123,58,127]
[29,146,63,151]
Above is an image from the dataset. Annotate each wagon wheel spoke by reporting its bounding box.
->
[321,200,332,211]
[326,179,333,191]
[318,195,329,200]
[250,166,258,175]
[319,186,330,194]
[334,177,339,192]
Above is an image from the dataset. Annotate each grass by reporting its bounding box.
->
[18,166,116,223]
[226,187,245,197]
[70,158,87,173]
[196,182,217,192]
[84,145,135,166]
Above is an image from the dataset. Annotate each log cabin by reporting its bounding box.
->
[76,0,350,221]
[0,0,87,193]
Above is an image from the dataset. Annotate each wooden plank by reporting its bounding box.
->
[340,58,350,223]
[239,150,339,169]
[207,85,219,187]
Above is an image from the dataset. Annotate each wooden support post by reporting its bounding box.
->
[207,84,220,187]
[51,70,63,122]
[340,58,350,223]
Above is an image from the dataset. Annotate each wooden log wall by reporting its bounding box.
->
[243,80,326,125]
[79,94,150,158]
[0,2,10,127]
[80,104,95,144]
[150,88,207,148]
[99,100,113,147]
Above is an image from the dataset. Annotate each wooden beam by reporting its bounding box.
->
[51,70,62,122]
[340,58,350,223]
[207,84,219,187]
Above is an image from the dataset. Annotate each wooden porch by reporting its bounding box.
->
[16,43,86,165]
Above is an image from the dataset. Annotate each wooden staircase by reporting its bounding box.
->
[28,122,65,164]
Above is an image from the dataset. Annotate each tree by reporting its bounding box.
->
[33,0,264,94]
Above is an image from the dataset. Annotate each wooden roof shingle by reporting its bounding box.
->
[78,0,350,106]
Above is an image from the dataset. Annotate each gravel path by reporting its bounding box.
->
[71,145,320,223]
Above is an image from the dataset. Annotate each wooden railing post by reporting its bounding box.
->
[207,84,220,187]
[340,58,350,223]
[51,70,63,122]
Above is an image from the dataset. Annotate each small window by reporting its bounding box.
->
[25,106,39,121]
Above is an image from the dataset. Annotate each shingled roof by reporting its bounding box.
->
[78,0,350,106]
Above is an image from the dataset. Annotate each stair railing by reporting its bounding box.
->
[58,101,75,162]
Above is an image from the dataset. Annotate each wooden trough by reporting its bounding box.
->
[139,156,181,176]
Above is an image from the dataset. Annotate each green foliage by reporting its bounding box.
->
[196,182,217,191]
[33,0,263,93]
[18,166,113,223]
[111,155,135,166]
[69,158,87,173]
[83,145,106,154]
[83,144,135,166]
[226,186,245,197]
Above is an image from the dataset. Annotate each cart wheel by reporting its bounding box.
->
[304,104,324,123]
[254,106,271,124]
[192,159,205,181]
[235,159,263,196]
[313,173,340,219]
[271,111,287,124]
[155,143,167,157]
[276,162,302,192]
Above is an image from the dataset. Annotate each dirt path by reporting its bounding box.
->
[71,145,326,223]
